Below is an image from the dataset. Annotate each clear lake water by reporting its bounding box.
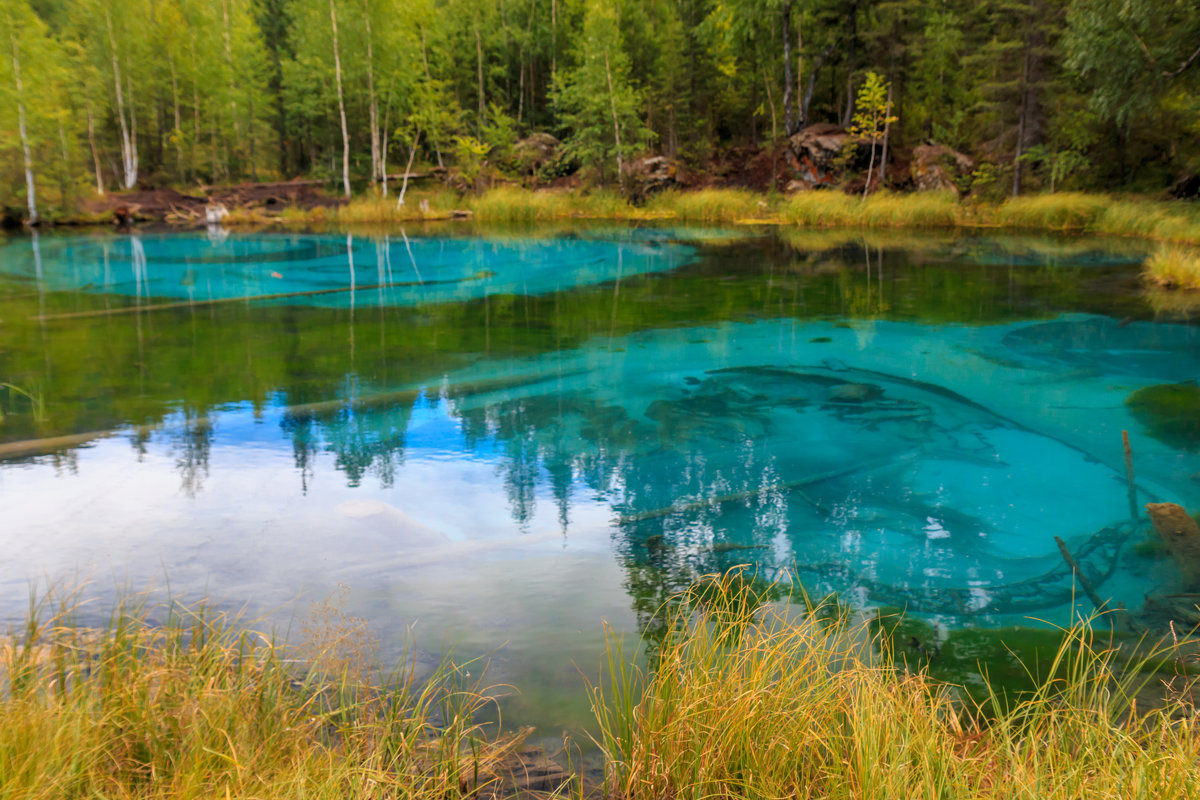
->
[1,222,1198,741]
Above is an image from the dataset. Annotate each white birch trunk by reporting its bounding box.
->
[329,0,351,197]
[127,71,138,183]
[221,0,241,173]
[475,27,485,134]
[167,50,183,177]
[380,92,391,196]
[10,32,37,224]
[604,48,623,179]
[105,8,137,189]
[420,28,444,167]
[190,36,201,178]
[363,0,379,187]
[86,102,105,195]
[397,127,421,208]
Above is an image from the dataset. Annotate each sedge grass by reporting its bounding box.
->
[643,189,769,222]
[221,185,1200,251]
[468,186,643,221]
[334,191,462,223]
[783,190,961,228]
[469,186,595,221]
[1145,244,1200,290]
[590,571,1200,800]
[0,592,522,800]
[994,192,1112,230]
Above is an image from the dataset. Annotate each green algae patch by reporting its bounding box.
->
[1127,383,1200,451]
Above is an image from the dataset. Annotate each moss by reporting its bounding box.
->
[1127,383,1200,451]
[1133,538,1170,558]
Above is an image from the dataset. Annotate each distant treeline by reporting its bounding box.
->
[1,0,1198,219]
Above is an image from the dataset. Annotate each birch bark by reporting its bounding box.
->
[10,32,38,224]
[329,0,351,196]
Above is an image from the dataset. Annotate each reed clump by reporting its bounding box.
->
[862,189,961,227]
[334,191,461,223]
[591,572,1200,800]
[783,190,861,226]
[1145,244,1200,290]
[1097,199,1200,244]
[645,189,769,222]
[994,192,1112,230]
[468,186,646,221]
[783,190,960,228]
[0,594,517,800]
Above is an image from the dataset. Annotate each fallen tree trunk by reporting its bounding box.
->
[1147,502,1200,586]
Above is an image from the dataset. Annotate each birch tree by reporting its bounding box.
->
[553,0,649,181]
[1,0,75,222]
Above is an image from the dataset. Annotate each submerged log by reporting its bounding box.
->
[1146,502,1200,586]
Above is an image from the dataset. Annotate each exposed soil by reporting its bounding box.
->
[78,179,345,225]
[702,144,786,192]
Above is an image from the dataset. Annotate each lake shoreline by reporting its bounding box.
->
[12,187,1200,292]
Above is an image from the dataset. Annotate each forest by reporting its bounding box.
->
[1,0,1199,221]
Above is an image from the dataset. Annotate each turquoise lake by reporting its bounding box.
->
[1,224,1198,741]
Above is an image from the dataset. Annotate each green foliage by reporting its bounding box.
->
[552,0,651,183]
[850,72,896,142]
[5,0,1200,208]
[480,102,518,172]
[452,134,489,190]
[1066,0,1200,125]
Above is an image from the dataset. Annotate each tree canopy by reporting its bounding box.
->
[2,0,1199,218]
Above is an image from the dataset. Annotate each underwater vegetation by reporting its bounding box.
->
[1127,383,1200,451]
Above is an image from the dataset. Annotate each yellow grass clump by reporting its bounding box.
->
[784,190,959,228]
[994,192,1112,230]
[468,186,642,221]
[645,188,769,222]
[1145,244,1200,290]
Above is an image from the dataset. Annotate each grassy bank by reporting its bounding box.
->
[229,187,1200,292]
[239,187,1200,243]
[5,579,1200,799]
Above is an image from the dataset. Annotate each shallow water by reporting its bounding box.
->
[1,224,1198,741]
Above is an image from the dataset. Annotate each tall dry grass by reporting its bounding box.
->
[590,572,1200,800]
[0,591,521,800]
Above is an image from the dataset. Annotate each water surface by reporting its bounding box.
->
[2,224,1197,739]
